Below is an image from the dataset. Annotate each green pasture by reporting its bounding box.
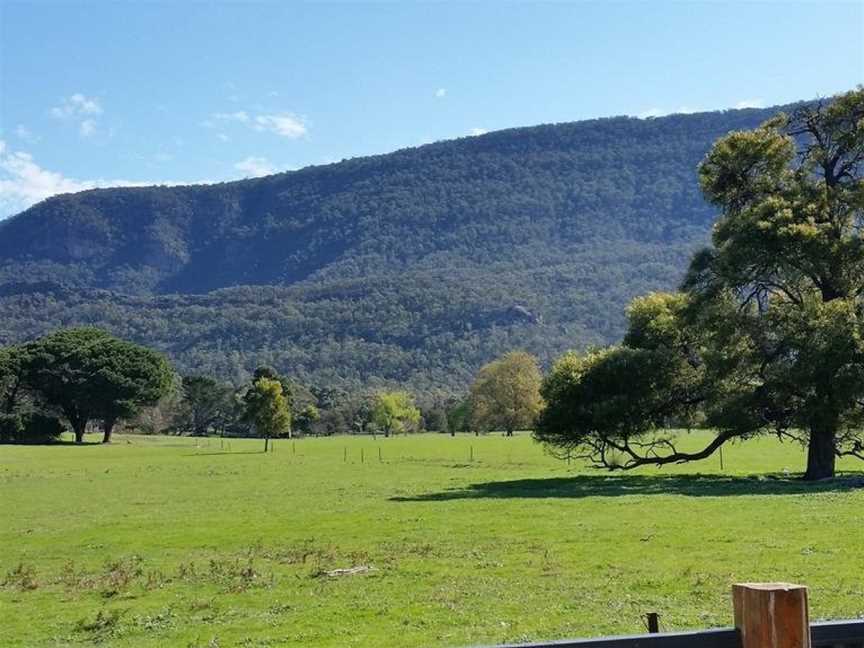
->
[2,432,863,647]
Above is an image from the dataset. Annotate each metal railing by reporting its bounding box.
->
[481,618,864,648]
[812,620,864,648]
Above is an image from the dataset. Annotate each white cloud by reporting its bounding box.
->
[469,128,488,136]
[735,98,765,109]
[637,105,703,119]
[232,156,297,178]
[79,119,97,138]
[50,93,104,138]
[50,93,102,119]
[638,107,666,119]
[204,110,307,139]
[234,156,276,177]
[435,88,447,98]
[638,100,765,119]
[216,133,230,143]
[0,140,203,219]
[1,141,96,214]
[253,113,307,138]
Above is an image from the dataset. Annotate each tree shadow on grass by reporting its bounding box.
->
[390,473,864,502]
[183,451,266,457]
[41,439,103,447]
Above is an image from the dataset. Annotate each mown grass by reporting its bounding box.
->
[2,431,863,647]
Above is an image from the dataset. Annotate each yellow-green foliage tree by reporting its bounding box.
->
[469,351,543,436]
[372,391,420,437]
[243,377,291,452]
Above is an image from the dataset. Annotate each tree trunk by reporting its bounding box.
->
[264,435,270,453]
[102,418,116,444]
[73,421,87,444]
[804,425,836,481]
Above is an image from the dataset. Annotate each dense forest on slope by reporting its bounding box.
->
[0,104,795,395]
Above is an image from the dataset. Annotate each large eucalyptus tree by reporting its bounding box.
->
[537,88,864,480]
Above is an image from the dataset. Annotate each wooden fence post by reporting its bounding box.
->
[733,583,810,648]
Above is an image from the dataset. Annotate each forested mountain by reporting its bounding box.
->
[0,104,795,395]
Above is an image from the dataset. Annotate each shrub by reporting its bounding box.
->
[0,413,24,443]
[0,412,65,444]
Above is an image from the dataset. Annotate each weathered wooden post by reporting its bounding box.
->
[733,583,810,648]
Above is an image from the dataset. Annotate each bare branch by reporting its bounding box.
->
[590,429,738,471]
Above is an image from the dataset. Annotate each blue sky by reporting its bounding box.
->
[1,1,862,218]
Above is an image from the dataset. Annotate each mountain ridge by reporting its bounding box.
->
[0,103,797,395]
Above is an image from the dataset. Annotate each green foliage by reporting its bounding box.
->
[422,407,449,434]
[372,390,421,437]
[173,376,237,436]
[0,105,792,395]
[11,328,174,443]
[293,404,320,436]
[692,88,864,479]
[536,342,706,466]
[242,377,292,447]
[469,351,543,435]
[446,399,472,433]
[0,411,74,446]
[0,413,25,443]
[0,344,30,415]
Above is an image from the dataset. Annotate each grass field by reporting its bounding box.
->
[2,432,864,647]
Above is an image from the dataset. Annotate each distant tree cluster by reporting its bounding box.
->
[1,328,173,444]
[1,319,548,445]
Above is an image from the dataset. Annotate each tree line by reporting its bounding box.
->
[0,324,544,448]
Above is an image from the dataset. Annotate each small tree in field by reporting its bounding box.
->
[537,88,864,481]
[243,377,291,452]
[372,391,420,437]
[174,375,236,436]
[469,351,543,436]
